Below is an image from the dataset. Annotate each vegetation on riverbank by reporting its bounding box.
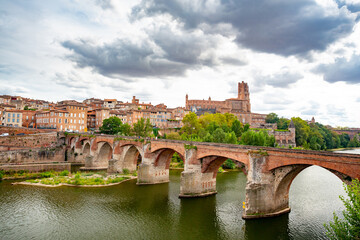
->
[324,179,360,239]
[20,171,134,187]
[0,169,64,180]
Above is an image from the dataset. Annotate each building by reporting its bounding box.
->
[186,82,266,126]
[21,110,37,128]
[36,103,88,132]
[103,99,118,109]
[3,109,23,127]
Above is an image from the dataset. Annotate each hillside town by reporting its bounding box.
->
[1,82,359,149]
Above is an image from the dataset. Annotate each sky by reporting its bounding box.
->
[1,0,360,127]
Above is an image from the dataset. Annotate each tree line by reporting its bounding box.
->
[266,113,360,150]
[100,112,359,150]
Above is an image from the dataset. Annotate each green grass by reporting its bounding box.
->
[25,174,130,186]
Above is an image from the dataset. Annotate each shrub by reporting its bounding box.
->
[40,171,55,178]
[0,172,3,181]
[218,167,224,173]
[74,172,81,185]
[122,168,130,175]
[222,159,236,169]
[59,170,69,176]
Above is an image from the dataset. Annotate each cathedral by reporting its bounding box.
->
[185,82,267,127]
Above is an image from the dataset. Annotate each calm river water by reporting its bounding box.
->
[1,148,359,240]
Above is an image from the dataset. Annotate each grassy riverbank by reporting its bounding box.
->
[23,171,133,186]
[1,170,137,187]
[0,169,62,181]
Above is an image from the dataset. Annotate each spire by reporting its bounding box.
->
[289,119,295,128]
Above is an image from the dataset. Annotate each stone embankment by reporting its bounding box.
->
[0,131,68,172]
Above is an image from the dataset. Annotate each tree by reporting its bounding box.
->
[278,117,290,130]
[348,136,360,148]
[266,113,279,123]
[212,128,226,143]
[133,118,152,137]
[181,112,201,135]
[100,117,122,135]
[166,132,181,140]
[153,128,159,138]
[24,106,29,110]
[121,123,131,136]
[231,119,243,138]
[324,179,360,240]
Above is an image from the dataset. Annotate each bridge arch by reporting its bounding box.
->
[121,145,143,172]
[83,142,91,157]
[94,142,112,168]
[153,148,185,169]
[273,163,352,211]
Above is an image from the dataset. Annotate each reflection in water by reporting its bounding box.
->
[0,150,355,240]
[244,214,290,240]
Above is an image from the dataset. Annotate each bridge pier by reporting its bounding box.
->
[179,148,217,197]
[179,167,217,197]
[243,152,292,219]
[137,163,169,184]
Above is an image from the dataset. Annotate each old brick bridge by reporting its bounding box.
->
[66,134,360,219]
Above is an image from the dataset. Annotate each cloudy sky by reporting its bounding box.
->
[1,0,360,127]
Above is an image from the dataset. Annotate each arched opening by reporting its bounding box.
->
[154,148,184,170]
[94,142,112,168]
[123,145,142,172]
[83,143,90,157]
[198,155,247,195]
[59,137,66,145]
[274,165,347,236]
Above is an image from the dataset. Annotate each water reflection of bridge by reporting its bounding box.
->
[66,134,360,219]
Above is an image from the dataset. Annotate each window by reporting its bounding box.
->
[59,119,61,123]
[17,119,19,123]
[65,119,68,123]
[17,114,20,118]
[12,119,15,122]
[70,119,72,123]
[26,116,29,120]
[13,113,15,118]
[82,113,84,118]
[74,113,77,118]
[59,113,62,117]
[70,113,73,117]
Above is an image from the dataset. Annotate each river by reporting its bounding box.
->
[0,148,359,240]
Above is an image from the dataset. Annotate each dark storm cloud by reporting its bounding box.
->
[132,0,356,56]
[62,38,188,78]
[315,54,360,84]
[61,26,235,78]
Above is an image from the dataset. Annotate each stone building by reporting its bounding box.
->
[186,82,266,126]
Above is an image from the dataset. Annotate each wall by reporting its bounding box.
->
[0,162,71,172]
[0,146,65,164]
[0,132,59,149]
[0,126,55,135]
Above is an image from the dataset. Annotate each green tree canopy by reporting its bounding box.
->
[132,118,152,137]
[266,113,279,123]
[324,179,360,240]
[100,117,123,135]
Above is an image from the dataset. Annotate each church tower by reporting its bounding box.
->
[238,81,250,100]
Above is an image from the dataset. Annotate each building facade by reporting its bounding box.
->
[186,82,266,126]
